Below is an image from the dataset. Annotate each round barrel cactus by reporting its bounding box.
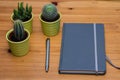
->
[13,20,25,41]
[42,4,59,22]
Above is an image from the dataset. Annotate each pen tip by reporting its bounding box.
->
[46,70,48,73]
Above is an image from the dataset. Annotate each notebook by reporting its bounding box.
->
[59,23,106,75]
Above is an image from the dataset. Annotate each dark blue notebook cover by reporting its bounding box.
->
[59,23,106,75]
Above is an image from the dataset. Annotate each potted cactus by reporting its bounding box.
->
[11,2,33,34]
[6,20,30,57]
[39,4,61,36]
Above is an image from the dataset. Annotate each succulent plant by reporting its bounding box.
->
[13,20,26,41]
[13,2,32,22]
[41,4,59,22]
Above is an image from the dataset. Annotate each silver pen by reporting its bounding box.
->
[45,38,50,72]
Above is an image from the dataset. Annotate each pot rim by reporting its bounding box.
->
[11,13,34,23]
[6,29,30,44]
[39,12,61,24]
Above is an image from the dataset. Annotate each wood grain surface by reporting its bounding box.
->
[0,0,120,80]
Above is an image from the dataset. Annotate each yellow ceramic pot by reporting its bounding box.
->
[39,13,61,37]
[11,13,33,34]
[6,29,30,57]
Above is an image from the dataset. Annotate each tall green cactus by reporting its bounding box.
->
[13,2,32,22]
[13,20,25,41]
[41,4,59,22]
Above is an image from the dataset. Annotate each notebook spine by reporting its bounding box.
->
[58,24,66,72]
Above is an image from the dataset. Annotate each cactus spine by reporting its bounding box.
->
[42,4,59,22]
[13,2,32,22]
[13,20,25,41]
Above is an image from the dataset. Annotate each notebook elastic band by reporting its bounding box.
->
[93,23,99,74]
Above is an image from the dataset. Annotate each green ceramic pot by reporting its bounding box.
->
[11,13,33,34]
[39,13,61,37]
[6,29,30,57]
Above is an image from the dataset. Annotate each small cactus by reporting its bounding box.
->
[13,2,32,22]
[41,4,59,22]
[13,20,25,41]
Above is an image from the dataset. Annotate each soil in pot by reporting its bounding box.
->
[8,31,28,42]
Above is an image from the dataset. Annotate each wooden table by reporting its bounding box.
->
[0,0,120,80]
